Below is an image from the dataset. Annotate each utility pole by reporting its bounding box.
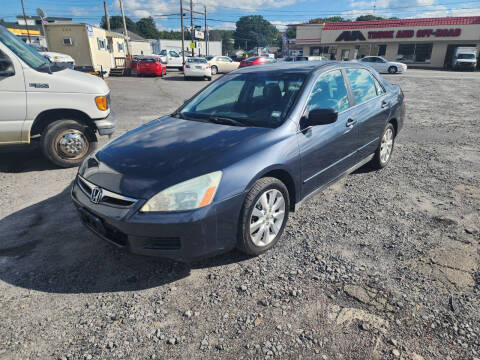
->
[180,0,185,65]
[119,0,131,58]
[190,0,194,57]
[204,5,208,56]
[104,1,111,31]
[20,0,31,44]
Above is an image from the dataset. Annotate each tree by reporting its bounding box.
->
[309,16,347,24]
[209,30,235,55]
[286,26,296,39]
[355,15,399,21]
[101,16,137,33]
[233,15,279,50]
[136,17,158,39]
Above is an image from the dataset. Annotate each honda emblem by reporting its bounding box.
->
[90,187,103,204]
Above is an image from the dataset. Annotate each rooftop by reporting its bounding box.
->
[322,16,480,30]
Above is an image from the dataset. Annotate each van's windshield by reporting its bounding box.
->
[0,26,51,72]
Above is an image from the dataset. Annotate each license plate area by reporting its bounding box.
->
[195,66,202,69]
[78,207,106,236]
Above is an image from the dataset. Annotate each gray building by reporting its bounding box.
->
[152,39,222,56]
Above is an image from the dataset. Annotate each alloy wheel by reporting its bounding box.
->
[249,189,286,247]
[380,128,393,164]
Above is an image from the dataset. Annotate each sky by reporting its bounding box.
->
[3,0,480,31]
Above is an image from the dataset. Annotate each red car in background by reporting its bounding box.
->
[239,56,277,68]
[137,57,167,77]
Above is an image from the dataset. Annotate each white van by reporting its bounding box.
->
[0,25,115,167]
[158,49,184,70]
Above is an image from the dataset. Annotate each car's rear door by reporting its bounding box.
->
[297,69,359,197]
[344,68,390,160]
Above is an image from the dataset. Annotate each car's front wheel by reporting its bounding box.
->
[237,177,290,256]
[388,66,398,74]
[41,119,97,168]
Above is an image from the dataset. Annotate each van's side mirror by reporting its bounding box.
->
[306,108,338,126]
[0,58,15,77]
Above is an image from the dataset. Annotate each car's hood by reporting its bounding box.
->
[80,116,270,199]
[40,52,75,62]
[390,61,407,67]
[456,59,476,63]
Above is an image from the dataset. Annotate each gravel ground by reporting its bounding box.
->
[0,69,479,360]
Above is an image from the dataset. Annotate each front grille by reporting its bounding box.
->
[143,237,181,251]
[77,176,137,208]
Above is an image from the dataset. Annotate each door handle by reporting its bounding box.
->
[381,100,389,108]
[346,118,357,127]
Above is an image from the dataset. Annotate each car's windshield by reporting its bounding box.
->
[205,56,213,61]
[178,72,306,128]
[187,58,207,63]
[458,53,475,59]
[141,58,156,62]
[0,26,50,71]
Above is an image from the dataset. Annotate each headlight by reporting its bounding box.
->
[140,171,222,212]
[95,96,108,111]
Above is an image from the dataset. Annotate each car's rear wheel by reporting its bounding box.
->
[370,122,395,169]
[388,66,398,74]
[237,177,290,256]
[41,119,97,168]
[211,65,218,75]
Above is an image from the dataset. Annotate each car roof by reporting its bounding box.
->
[233,60,370,74]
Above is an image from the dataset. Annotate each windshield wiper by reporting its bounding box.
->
[206,116,251,127]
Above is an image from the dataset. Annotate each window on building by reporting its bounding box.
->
[63,38,73,45]
[97,38,106,50]
[345,68,377,105]
[118,43,124,52]
[341,49,350,61]
[377,45,387,56]
[310,47,321,56]
[306,70,350,113]
[397,43,432,63]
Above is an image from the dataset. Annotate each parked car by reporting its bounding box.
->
[451,47,477,71]
[358,56,407,74]
[280,56,328,62]
[184,57,212,80]
[72,61,405,261]
[158,49,183,70]
[137,57,167,77]
[206,56,239,75]
[0,24,115,167]
[239,56,277,68]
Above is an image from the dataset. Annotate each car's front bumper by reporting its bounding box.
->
[94,111,117,136]
[71,177,244,261]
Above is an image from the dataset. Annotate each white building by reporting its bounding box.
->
[152,39,222,56]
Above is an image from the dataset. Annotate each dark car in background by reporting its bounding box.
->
[239,56,277,68]
[72,61,405,261]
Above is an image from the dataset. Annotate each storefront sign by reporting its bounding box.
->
[366,28,461,40]
[335,31,366,41]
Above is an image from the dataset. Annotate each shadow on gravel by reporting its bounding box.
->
[0,185,248,294]
[0,143,57,173]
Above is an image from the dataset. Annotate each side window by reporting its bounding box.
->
[169,51,179,57]
[0,50,12,72]
[345,68,378,105]
[306,70,350,113]
[373,76,386,95]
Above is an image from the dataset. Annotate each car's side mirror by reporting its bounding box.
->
[306,108,338,126]
[0,58,15,77]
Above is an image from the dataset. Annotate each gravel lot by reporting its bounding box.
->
[0,69,479,360]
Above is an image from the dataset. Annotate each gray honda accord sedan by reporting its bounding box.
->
[72,61,405,261]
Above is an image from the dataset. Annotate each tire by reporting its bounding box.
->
[388,66,398,74]
[41,119,97,168]
[207,77,212,81]
[236,177,290,256]
[184,76,189,80]
[369,122,395,170]
[211,65,218,75]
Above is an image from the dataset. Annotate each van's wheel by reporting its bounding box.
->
[41,119,97,168]
[388,66,398,74]
[211,65,218,75]
[369,122,395,170]
[237,177,290,256]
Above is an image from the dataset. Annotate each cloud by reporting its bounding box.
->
[413,5,480,17]
[269,20,290,30]
[69,7,92,16]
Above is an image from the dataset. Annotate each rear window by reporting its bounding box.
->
[187,58,207,63]
[345,68,378,105]
[140,58,156,62]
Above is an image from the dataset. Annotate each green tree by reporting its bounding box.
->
[286,26,296,39]
[101,16,137,33]
[233,15,279,50]
[309,16,347,24]
[209,30,235,55]
[136,17,158,39]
